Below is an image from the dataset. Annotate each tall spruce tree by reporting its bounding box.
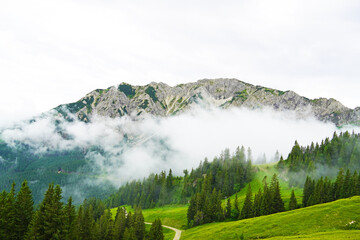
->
[253,188,262,217]
[231,193,240,220]
[270,174,285,213]
[225,198,232,219]
[240,184,253,219]
[15,180,34,240]
[63,197,76,240]
[113,207,126,240]
[5,182,17,240]
[260,179,271,216]
[134,207,145,240]
[0,190,7,239]
[289,190,297,210]
[148,219,164,240]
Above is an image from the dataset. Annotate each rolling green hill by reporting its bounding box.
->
[182,196,360,239]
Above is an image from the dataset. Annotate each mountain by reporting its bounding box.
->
[55,78,360,126]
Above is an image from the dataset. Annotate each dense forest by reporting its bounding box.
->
[303,168,360,207]
[0,180,164,240]
[0,142,116,204]
[105,147,254,209]
[279,131,360,172]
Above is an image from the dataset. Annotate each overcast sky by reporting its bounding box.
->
[1,0,360,124]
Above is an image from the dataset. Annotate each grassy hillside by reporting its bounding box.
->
[124,164,301,230]
[265,231,360,240]
[181,196,360,239]
[110,164,302,230]
[226,163,303,210]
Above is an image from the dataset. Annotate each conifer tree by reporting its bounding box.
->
[63,197,76,240]
[159,177,168,206]
[253,188,262,217]
[99,209,113,240]
[123,227,137,240]
[134,207,145,240]
[240,184,253,219]
[15,180,34,240]
[113,207,126,240]
[334,169,344,199]
[187,195,197,226]
[270,174,284,213]
[225,198,232,219]
[25,211,41,240]
[289,190,297,210]
[231,193,240,220]
[341,169,351,198]
[148,219,164,240]
[0,190,7,239]
[260,180,271,216]
[5,182,17,240]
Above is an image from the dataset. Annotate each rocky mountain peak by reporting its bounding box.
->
[54,78,360,126]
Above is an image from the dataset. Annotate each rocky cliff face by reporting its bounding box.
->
[54,78,360,126]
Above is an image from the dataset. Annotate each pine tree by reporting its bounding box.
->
[113,207,126,240]
[341,169,351,198]
[260,179,271,216]
[270,174,284,213]
[25,211,41,240]
[159,177,168,206]
[334,169,344,199]
[134,207,145,240]
[63,197,76,240]
[123,227,137,240]
[0,190,7,239]
[187,194,197,226]
[240,184,253,219]
[289,190,297,210]
[5,182,17,239]
[231,193,240,220]
[99,209,113,240]
[15,180,34,240]
[225,198,232,219]
[253,188,262,217]
[148,219,164,240]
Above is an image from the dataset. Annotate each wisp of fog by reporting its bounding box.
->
[1,106,359,189]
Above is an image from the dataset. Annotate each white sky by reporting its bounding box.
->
[1,0,360,124]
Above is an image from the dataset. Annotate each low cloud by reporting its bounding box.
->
[1,106,360,190]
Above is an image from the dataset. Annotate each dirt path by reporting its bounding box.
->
[145,222,182,240]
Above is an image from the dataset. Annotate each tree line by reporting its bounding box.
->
[106,147,254,209]
[303,168,360,207]
[278,131,360,173]
[187,174,285,227]
[0,180,164,240]
[189,168,360,229]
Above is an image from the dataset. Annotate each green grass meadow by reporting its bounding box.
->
[181,196,360,239]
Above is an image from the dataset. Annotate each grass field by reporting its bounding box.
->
[265,230,360,240]
[142,205,188,229]
[181,196,360,239]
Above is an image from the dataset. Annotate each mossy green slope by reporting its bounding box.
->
[182,196,360,239]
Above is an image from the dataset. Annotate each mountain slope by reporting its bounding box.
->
[55,78,360,126]
[181,196,360,239]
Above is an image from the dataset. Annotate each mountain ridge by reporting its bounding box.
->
[55,78,360,126]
